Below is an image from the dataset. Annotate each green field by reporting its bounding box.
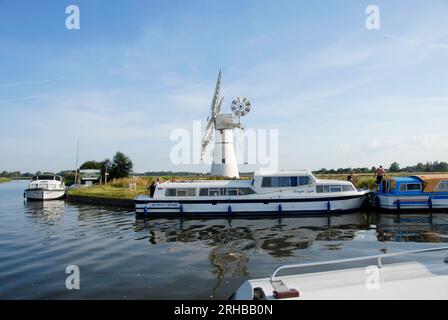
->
[0,177,11,183]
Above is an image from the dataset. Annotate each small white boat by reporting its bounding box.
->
[135,171,370,216]
[232,247,448,300]
[24,175,66,200]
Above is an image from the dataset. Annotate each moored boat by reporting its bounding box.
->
[231,246,448,300]
[373,174,448,210]
[135,171,370,217]
[24,175,66,200]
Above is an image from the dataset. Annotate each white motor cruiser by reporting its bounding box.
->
[24,175,66,200]
[135,171,370,216]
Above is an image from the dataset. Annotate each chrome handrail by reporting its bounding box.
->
[270,246,448,281]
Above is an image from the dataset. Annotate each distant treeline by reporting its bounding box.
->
[314,161,448,174]
[3,161,447,179]
[134,171,209,177]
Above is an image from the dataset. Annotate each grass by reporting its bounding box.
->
[0,177,11,183]
[67,177,151,199]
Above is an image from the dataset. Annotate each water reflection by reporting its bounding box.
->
[24,200,65,223]
[134,213,370,255]
[377,213,448,243]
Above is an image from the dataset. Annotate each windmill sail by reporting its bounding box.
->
[201,71,223,161]
[211,70,222,115]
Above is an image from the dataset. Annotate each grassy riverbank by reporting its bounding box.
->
[66,176,231,199]
[0,178,11,183]
[67,177,150,199]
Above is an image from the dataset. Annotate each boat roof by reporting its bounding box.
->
[414,174,448,182]
[254,170,313,176]
[415,174,448,192]
[159,179,253,188]
[31,175,63,181]
[390,176,421,183]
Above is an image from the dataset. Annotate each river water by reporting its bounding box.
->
[1,180,447,299]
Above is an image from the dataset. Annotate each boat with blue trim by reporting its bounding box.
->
[135,171,371,217]
[373,174,448,210]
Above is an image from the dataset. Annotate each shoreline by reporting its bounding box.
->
[66,194,134,209]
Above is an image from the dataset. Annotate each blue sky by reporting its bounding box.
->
[1,0,448,173]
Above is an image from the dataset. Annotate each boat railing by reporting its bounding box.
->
[270,246,448,281]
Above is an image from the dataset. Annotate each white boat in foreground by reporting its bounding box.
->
[24,175,66,200]
[135,171,370,216]
[232,246,448,300]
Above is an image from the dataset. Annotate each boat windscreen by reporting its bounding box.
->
[32,175,60,181]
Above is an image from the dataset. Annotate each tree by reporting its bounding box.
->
[389,162,400,173]
[80,160,103,170]
[110,152,133,179]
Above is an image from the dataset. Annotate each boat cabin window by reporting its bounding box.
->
[208,188,221,196]
[261,176,310,188]
[237,188,255,195]
[329,186,341,192]
[342,185,355,192]
[399,183,421,192]
[316,185,354,193]
[165,188,196,197]
[198,187,255,196]
[435,181,448,192]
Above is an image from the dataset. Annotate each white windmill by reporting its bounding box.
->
[200,71,252,178]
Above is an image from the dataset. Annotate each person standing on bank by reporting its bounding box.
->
[149,180,156,198]
[347,171,355,185]
[149,178,161,198]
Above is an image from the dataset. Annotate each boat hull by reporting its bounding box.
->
[25,189,66,201]
[373,193,448,210]
[135,194,369,217]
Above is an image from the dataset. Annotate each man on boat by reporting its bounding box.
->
[375,166,387,189]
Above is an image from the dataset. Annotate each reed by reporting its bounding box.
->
[0,177,11,183]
